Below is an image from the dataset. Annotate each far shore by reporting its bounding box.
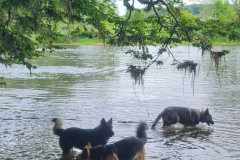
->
[54,38,240,46]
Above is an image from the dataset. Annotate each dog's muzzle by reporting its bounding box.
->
[207,121,214,126]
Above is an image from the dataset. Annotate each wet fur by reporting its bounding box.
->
[52,118,114,156]
[151,106,214,129]
[76,122,148,160]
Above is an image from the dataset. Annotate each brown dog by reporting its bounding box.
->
[76,122,148,160]
[151,106,214,129]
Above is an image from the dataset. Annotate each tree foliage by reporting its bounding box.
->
[0,0,117,73]
[0,0,240,80]
[213,0,235,23]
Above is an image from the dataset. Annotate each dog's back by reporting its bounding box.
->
[59,128,96,151]
[164,106,201,126]
[110,122,147,160]
[76,122,148,160]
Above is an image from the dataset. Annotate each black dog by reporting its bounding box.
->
[52,118,114,156]
[151,106,214,129]
[76,122,148,160]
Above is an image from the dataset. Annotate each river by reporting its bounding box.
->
[0,45,240,160]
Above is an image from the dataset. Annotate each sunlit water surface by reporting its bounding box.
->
[0,45,240,160]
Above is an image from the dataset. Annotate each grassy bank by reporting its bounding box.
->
[54,38,105,46]
[54,37,240,46]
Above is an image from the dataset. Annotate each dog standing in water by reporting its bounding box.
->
[76,122,148,160]
[151,106,214,129]
[52,118,114,157]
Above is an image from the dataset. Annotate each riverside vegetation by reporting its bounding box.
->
[0,0,239,81]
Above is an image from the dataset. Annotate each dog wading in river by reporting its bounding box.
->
[151,106,214,129]
[76,122,148,160]
[52,118,114,157]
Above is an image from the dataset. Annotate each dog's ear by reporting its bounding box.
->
[101,118,107,126]
[205,108,209,115]
[81,148,89,159]
[107,118,112,126]
[85,142,92,149]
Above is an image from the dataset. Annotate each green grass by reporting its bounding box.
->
[212,37,240,45]
[77,38,104,45]
[54,38,105,45]
[54,37,240,46]
[180,39,240,46]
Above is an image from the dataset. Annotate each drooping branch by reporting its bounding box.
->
[108,2,133,38]
[37,0,41,8]
[166,46,180,63]
[140,0,179,27]
[125,0,182,72]
[184,30,192,42]
[66,0,71,22]
[151,0,174,28]
[158,0,180,26]
[164,25,177,47]
[144,25,177,71]
[4,8,11,31]
[124,0,135,10]
[105,0,134,38]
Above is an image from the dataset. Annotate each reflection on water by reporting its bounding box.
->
[0,45,240,159]
[161,125,212,139]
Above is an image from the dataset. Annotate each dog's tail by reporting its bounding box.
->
[136,122,148,144]
[52,118,64,136]
[151,111,164,129]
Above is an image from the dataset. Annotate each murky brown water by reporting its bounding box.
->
[0,45,240,160]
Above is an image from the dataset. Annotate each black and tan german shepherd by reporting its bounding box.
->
[151,106,214,129]
[52,118,114,156]
[76,122,148,160]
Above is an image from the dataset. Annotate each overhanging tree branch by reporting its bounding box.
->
[100,0,135,38]
[3,8,11,31]
[158,0,179,26]
[144,25,177,71]
[151,0,175,28]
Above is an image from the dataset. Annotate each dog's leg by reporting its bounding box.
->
[62,152,75,160]
[162,116,167,128]
[162,113,179,128]
[60,141,73,159]
[162,114,173,127]
[171,113,179,125]
[104,153,119,160]
[151,112,163,129]
[176,114,180,124]
[133,147,146,160]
